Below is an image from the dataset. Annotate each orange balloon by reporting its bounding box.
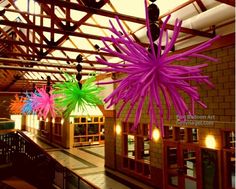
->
[9,94,26,114]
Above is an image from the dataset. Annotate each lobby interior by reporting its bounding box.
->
[0,0,235,189]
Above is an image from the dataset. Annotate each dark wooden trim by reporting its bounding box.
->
[216,0,235,7]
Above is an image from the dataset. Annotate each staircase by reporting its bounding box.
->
[0,130,99,189]
[0,131,56,189]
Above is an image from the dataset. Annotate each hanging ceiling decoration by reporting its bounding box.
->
[96,0,219,138]
[22,92,35,114]
[9,94,26,114]
[31,86,57,119]
[53,73,104,118]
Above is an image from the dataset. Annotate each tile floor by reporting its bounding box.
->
[24,132,131,189]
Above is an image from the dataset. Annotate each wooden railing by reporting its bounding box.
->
[0,130,100,189]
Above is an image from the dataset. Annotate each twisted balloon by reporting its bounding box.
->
[96,0,219,138]
[53,73,104,118]
[31,86,56,119]
[22,92,35,114]
[9,94,26,114]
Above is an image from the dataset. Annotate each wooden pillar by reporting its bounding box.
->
[21,115,26,130]
[62,117,74,148]
[104,116,116,169]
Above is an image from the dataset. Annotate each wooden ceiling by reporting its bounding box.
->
[0,0,235,92]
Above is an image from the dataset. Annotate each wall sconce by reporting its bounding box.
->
[46,118,49,122]
[61,118,64,125]
[52,118,55,123]
[205,135,216,149]
[152,128,160,142]
[116,124,121,135]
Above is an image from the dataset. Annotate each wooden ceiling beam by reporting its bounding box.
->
[216,0,235,7]
[36,0,214,38]
[39,2,65,30]
[0,39,111,56]
[195,0,207,12]
[0,19,107,42]
[1,52,106,65]
[0,26,28,56]
[17,78,60,83]
[0,57,107,70]
[0,57,73,68]
[0,65,77,74]
[8,0,49,50]
[0,17,214,48]
[40,0,110,61]
[2,18,39,55]
[160,0,196,18]
[36,0,145,24]
[0,65,106,79]
[4,8,110,30]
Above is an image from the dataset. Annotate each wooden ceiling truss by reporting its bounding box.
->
[0,0,233,92]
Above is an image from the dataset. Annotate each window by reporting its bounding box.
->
[164,126,199,143]
[73,116,105,146]
[137,136,150,161]
[223,131,236,149]
[127,135,135,158]
[122,122,151,178]
[164,126,173,139]
[88,124,99,134]
[223,130,235,189]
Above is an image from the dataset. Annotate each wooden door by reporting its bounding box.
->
[164,141,201,189]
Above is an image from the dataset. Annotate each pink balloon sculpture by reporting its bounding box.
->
[96,0,219,138]
[31,86,57,119]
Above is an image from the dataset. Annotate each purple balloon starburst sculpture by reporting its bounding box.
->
[96,0,219,138]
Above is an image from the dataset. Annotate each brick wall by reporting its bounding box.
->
[113,42,235,186]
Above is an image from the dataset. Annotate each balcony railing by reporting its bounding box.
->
[0,130,99,189]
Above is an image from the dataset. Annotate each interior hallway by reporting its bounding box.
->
[24,132,155,189]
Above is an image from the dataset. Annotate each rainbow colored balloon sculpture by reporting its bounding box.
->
[96,0,219,138]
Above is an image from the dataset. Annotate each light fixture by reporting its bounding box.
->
[116,124,121,135]
[61,118,64,125]
[52,118,55,123]
[205,135,216,149]
[152,128,160,141]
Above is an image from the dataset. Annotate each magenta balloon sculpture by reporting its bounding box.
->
[31,86,57,119]
[96,0,219,138]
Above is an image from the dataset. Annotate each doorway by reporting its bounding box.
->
[164,141,201,189]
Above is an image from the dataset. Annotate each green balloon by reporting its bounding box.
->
[53,73,103,118]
